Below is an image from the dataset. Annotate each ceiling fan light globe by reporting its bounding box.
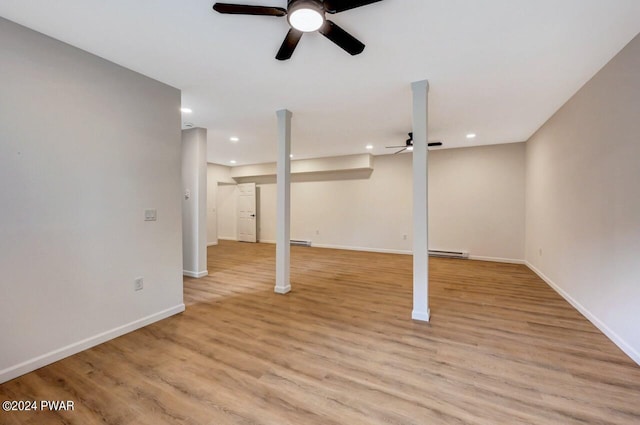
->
[288,1,324,32]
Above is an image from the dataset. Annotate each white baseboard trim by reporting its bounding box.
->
[218,237,237,241]
[525,261,640,366]
[183,270,208,278]
[207,242,218,247]
[412,308,431,322]
[260,241,524,264]
[258,239,410,254]
[0,304,185,384]
[309,243,412,255]
[469,255,525,265]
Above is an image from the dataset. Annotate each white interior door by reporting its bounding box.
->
[237,183,257,243]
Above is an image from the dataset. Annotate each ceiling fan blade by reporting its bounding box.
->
[276,29,303,61]
[385,145,407,148]
[319,21,365,55]
[213,3,287,16]
[394,148,407,155]
[428,142,443,147]
[323,0,383,14]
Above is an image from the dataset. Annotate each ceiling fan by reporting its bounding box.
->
[386,133,443,154]
[212,0,383,60]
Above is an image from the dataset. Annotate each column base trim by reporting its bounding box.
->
[274,285,291,295]
[412,309,431,322]
[183,270,208,278]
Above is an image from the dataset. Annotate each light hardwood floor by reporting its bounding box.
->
[1,240,639,424]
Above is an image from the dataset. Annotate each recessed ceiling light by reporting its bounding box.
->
[180,108,192,114]
[466,133,477,139]
[230,160,237,165]
[289,154,293,158]
[288,1,325,32]
[366,144,373,150]
[230,137,239,142]
[407,146,414,152]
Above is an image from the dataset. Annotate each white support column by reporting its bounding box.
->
[411,80,430,321]
[181,127,208,278]
[275,109,292,294]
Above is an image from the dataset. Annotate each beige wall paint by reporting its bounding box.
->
[217,184,238,241]
[430,143,525,261]
[525,34,640,363]
[206,163,234,245]
[215,143,526,260]
[0,18,183,381]
[257,154,413,253]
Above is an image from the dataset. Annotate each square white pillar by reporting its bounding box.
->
[411,80,430,321]
[181,127,208,278]
[275,109,292,294]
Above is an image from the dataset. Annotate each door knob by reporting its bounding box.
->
[250,214,256,218]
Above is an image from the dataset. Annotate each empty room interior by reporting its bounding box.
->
[1,1,640,424]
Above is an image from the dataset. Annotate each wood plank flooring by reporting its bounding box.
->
[1,240,639,424]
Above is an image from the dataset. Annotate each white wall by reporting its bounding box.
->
[430,143,525,261]
[217,143,526,260]
[206,163,234,245]
[267,155,412,253]
[0,18,184,382]
[217,184,238,240]
[525,34,640,363]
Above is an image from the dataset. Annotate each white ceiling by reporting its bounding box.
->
[2,0,639,165]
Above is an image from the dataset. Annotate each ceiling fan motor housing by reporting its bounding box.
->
[288,0,324,10]
[287,0,326,32]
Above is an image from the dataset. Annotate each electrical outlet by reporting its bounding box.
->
[539,248,543,256]
[316,230,320,235]
[403,234,408,240]
[134,277,144,291]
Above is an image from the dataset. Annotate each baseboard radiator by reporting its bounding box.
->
[428,249,469,259]
[290,239,312,247]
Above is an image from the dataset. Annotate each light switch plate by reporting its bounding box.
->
[145,209,157,221]
[134,277,144,291]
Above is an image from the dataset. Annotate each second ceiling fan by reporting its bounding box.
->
[386,133,443,154]
[212,0,383,60]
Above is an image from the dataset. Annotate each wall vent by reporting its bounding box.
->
[428,250,469,259]
[290,240,312,247]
